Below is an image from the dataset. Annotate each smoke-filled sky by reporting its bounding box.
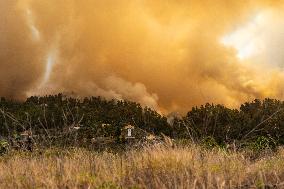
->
[1,0,284,113]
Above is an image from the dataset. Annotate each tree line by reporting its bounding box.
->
[1,94,284,148]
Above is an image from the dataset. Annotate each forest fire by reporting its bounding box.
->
[1,0,284,113]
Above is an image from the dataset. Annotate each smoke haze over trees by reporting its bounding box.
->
[2,1,284,113]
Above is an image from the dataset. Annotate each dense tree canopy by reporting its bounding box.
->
[1,95,284,147]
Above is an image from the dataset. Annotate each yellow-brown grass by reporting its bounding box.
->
[1,145,284,188]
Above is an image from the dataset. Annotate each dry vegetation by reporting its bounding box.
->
[1,144,284,189]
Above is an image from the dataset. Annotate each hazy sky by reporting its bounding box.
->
[1,0,284,113]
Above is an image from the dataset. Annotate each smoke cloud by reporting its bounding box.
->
[1,0,284,112]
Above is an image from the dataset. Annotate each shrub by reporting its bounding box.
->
[0,139,9,155]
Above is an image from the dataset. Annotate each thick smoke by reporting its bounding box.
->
[0,1,44,99]
[1,0,284,112]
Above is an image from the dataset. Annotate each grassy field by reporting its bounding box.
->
[0,144,284,189]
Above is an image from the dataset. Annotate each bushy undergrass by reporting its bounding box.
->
[1,145,284,188]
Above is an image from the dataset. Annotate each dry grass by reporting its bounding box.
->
[1,145,284,188]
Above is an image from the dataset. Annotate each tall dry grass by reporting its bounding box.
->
[0,145,284,188]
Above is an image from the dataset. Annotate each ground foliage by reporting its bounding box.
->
[1,146,284,188]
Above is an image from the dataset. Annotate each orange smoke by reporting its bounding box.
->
[1,0,284,113]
